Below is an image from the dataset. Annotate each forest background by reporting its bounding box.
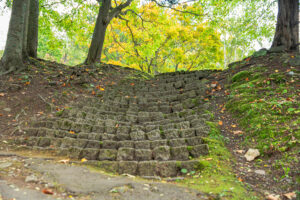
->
[0,0,277,73]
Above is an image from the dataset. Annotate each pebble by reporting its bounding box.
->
[244,148,260,161]
[254,170,266,176]
[0,162,12,169]
[25,175,38,183]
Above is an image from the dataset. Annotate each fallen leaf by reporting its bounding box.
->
[58,159,70,164]
[284,192,296,199]
[233,130,243,135]
[130,83,135,86]
[218,121,223,126]
[235,150,245,154]
[266,194,280,200]
[69,130,75,134]
[0,93,5,97]
[231,124,237,128]
[42,188,54,195]
[92,91,96,95]
[81,158,88,163]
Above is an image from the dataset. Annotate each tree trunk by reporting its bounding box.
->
[0,0,28,73]
[27,0,39,58]
[271,0,299,51]
[85,0,111,65]
[22,0,30,60]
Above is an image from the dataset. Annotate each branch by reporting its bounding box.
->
[109,0,133,21]
[151,0,204,16]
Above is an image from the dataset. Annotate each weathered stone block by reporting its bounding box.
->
[92,126,105,133]
[80,148,99,160]
[86,140,100,148]
[135,141,150,149]
[55,130,66,138]
[153,146,170,161]
[38,137,51,147]
[189,144,209,158]
[135,149,152,161]
[177,121,190,129]
[119,141,134,148]
[150,140,168,149]
[168,139,186,147]
[119,161,138,175]
[69,147,82,159]
[77,133,89,139]
[185,136,203,146]
[98,149,117,161]
[117,148,135,161]
[130,130,146,141]
[24,128,38,136]
[102,140,118,149]
[146,129,161,141]
[164,129,180,139]
[138,161,157,176]
[98,161,119,173]
[156,161,178,177]
[171,146,189,160]
[116,126,131,134]
[181,129,195,138]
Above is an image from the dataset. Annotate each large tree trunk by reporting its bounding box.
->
[271,0,299,51]
[85,0,111,65]
[27,0,39,58]
[0,0,28,73]
[22,0,30,60]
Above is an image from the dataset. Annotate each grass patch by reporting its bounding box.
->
[177,121,260,199]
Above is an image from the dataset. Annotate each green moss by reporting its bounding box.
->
[231,71,251,82]
[178,121,259,199]
[187,146,193,152]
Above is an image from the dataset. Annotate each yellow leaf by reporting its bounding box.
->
[69,130,75,134]
[81,158,87,163]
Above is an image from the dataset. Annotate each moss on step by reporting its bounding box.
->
[177,121,259,199]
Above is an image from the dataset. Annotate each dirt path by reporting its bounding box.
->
[0,152,212,200]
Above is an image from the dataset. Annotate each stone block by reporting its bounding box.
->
[119,161,138,175]
[164,129,180,139]
[135,141,150,149]
[102,140,118,149]
[135,149,152,161]
[130,130,146,141]
[171,146,189,160]
[38,137,51,147]
[185,136,203,146]
[150,140,168,149]
[80,148,99,160]
[156,161,178,177]
[138,161,157,176]
[98,149,117,161]
[181,129,195,138]
[189,144,209,158]
[117,148,135,161]
[153,146,171,161]
[146,129,161,141]
[86,140,100,148]
[119,141,134,148]
[168,139,186,147]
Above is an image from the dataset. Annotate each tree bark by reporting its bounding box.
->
[85,0,112,65]
[27,0,39,58]
[271,0,299,51]
[0,0,28,73]
[22,0,30,60]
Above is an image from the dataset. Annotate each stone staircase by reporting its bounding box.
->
[19,70,213,177]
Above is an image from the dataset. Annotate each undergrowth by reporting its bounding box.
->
[178,120,259,200]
